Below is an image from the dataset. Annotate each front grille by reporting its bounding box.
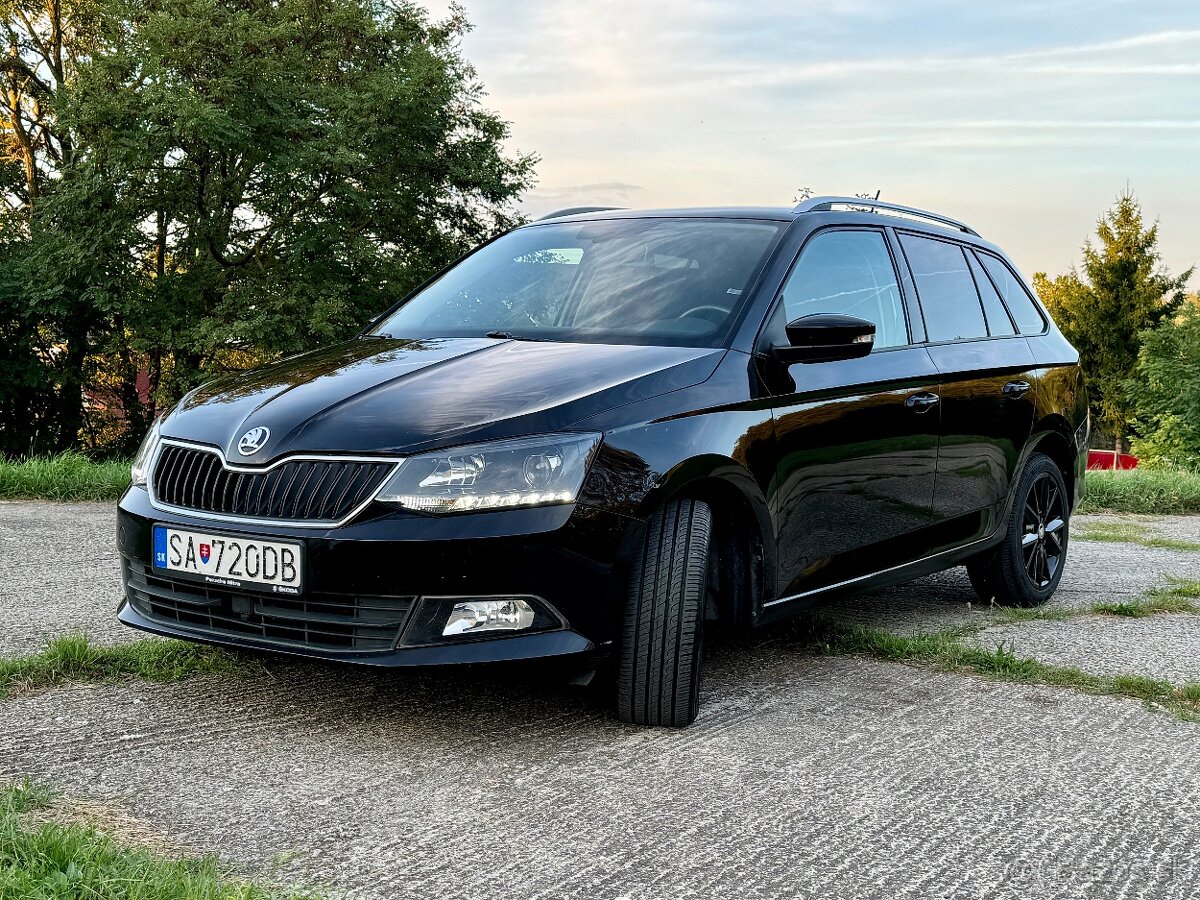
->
[125,561,415,652]
[152,443,395,523]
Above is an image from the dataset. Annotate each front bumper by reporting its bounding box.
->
[116,487,637,665]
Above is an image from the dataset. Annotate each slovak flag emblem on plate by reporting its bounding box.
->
[199,543,211,565]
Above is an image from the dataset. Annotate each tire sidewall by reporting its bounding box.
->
[1005,454,1070,605]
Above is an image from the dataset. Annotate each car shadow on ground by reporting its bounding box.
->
[211,572,981,737]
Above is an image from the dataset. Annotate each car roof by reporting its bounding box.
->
[528,199,1006,251]
[530,206,799,223]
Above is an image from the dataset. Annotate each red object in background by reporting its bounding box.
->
[1087,450,1139,471]
[136,368,152,405]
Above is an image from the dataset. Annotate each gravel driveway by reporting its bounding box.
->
[2,502,1199,899]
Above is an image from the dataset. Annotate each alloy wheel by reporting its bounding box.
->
[1021,472,1066,589]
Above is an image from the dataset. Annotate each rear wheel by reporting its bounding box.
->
[966,452,1069,607]
[617,498,712,727]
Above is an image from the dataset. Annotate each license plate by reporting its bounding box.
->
[152,525,303,595]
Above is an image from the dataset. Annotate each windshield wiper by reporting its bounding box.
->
[485,330,552,342]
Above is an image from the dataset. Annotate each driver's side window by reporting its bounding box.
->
[780,230,908,348]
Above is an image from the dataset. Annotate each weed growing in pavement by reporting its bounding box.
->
[0,634,239,699]
[804,613,1200,721]
[1074,521,1200,552]
[0,781,322,899]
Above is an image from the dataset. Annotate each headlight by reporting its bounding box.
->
[130,417,163,487]
[375,432,601,514]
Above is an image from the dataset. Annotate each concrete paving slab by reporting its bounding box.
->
[4,502,1200,899]
[0,502,128,654]
[823,536,1200,637]
[3,649,1198,900]
[1079,512,1200,545]
[972,614,1200,685]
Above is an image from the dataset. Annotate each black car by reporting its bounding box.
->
[117,196,1088,726]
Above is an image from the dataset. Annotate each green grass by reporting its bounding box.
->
[809,616,1200,720]
[1092,595,1200,617]
[0,634,238,700]
[0,781,320,899]
[1148,575,1200,598]
[1081,467,1200,516]
[1074,520,1200,552]
[0,453,131,501]
[987,576,1200,623]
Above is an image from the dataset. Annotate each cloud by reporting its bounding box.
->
[1007,28,1200,57]
[429,0,1199,280]
[525,182,646,214]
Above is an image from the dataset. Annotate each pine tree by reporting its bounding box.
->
[1033,192,1193,456]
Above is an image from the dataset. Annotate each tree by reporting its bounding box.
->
[1033,192,1193,455]
[2,0,114,454]
[1,0,535,456]
[1130,297,1200,469]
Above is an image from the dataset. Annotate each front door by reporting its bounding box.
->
[760,228,941,599]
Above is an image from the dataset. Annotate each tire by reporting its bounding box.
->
[966,452,1070,607]
[617,498,712,727]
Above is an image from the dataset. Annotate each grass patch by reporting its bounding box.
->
[809,616,1200,720]
[1074,520,1200,552]
[991,585,1200,621]
[0,453,131,501]
[0,781,319,899]
[1092,595,1200,617]
[0,634,237,700]
[1104,576,1200,617]
[1080,467,1200,516]
[1147,575,1200,599]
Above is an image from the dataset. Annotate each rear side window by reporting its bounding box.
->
[967,253,1017,336]
[779,229,908,348]
[899,233,987,342]
[977,252,1047,334]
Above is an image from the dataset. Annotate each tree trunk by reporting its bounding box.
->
[55,325,89,453]
[1113,432,1124,469]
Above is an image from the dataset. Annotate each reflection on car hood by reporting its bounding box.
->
[164,337,724,462]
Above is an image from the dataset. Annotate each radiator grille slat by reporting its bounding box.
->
[125,561,413,652]
[151,444,395,523]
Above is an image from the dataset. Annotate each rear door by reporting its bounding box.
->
[897,231,1037,541]
[759,227,941,598]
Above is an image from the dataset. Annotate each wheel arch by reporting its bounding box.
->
[642,456,776,626]
[1027,414,1079,511]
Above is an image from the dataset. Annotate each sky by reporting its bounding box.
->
[420,1,1199,284]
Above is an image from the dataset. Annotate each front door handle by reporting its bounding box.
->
[1003,380,1031,399]
[905,392,940,413]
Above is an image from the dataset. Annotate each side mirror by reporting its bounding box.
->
[776,313,875,364]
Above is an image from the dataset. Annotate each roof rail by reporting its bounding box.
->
[793,196,979,236]
[537,206,625,221]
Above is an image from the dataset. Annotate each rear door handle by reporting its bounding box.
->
[1003,380,1031,398]
[905,392,940,413]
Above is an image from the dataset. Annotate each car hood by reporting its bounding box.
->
[164,337,724,462]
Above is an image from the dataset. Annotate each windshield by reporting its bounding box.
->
[370,218,785,347]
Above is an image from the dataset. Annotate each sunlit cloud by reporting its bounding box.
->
[424,0,1200,281]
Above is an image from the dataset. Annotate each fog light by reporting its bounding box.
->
[443,598,536,637]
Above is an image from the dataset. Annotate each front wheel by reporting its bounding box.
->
[617,498,712,727]
[967,452,1069,607]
